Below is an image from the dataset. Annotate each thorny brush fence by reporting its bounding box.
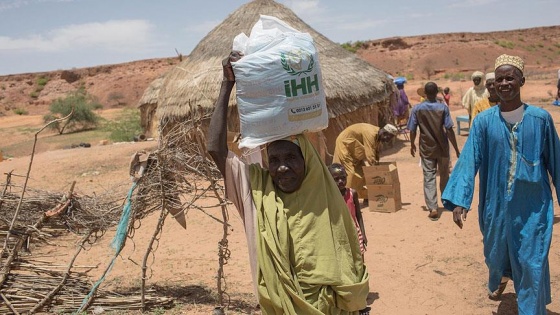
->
[0,116,233,313]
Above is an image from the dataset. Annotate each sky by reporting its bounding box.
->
[0,0,557,75]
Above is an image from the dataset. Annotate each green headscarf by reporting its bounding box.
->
[250,134,369,315]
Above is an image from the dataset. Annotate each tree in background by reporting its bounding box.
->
[43,87,102,134]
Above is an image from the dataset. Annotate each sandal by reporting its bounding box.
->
[428,209,439,221]
[488,279,508,300]
[359,306,371,315]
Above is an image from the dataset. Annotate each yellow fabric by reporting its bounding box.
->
[471,98,499,120]
[249,134,369,315]
[462,86,488,122]
[333,123,380,199]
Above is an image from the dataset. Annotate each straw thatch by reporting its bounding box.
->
[138,76,165,138]
[143,0,395,155]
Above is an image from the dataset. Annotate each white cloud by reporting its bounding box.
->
[0,0,29,11]
[284,0,325,24]
[0,20,158,52]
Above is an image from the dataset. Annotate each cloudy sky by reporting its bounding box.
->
[0,0,556,75]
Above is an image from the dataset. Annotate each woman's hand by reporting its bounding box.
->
[222,51,243,82]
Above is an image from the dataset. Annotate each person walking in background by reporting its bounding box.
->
[442,54,560,315]
[328,163,371,315]
[462,71,488,123]
[333,123,398,206]
[392,77,411,126]
[471,72,500,120]
[208,52,370,314]
[408,82,460,221]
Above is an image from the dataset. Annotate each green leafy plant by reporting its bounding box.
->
[103,108,143,142]
[43,87,102,134]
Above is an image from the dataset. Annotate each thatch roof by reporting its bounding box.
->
[155,0,393,126]
[138,76,165,108]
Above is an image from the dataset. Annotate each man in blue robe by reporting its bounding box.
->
[442,54,560,315]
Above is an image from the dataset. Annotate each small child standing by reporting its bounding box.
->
[443,87,451,106]
[328,163,368,255]
[329,163,370,315]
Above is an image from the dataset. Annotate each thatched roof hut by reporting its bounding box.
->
[144,0,395,157]
[137,75,164,138]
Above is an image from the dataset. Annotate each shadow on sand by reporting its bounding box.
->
[367,291,380,305]
[492,292,560,315]
[119,284,259,313]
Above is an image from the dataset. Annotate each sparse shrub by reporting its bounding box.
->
[36,76,49,87]
[107,91,126,107]
[13,108,28,115]
[494,40,515,49]
[103,108,143,142]
[340,41,365,53]
[443,72,466,82]
[30,91,39,99]
[43,87,102,134]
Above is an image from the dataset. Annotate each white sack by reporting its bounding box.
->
[232,15,328,149]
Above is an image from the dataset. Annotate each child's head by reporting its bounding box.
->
[328,163,348,193]
[444,87,450,94]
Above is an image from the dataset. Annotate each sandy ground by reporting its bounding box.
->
[1,88,560,314]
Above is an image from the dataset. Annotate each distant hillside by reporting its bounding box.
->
[0,58,179,116]
[0,25,558,117]
[358,25,560,80]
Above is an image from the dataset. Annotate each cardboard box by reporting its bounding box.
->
[366,184,402,213]
[363,162,399,185]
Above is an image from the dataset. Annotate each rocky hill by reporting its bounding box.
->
[0,57,179,116]
[358,25,560,80]
[0,25,558,117]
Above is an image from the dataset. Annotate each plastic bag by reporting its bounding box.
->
[232,15,328,148]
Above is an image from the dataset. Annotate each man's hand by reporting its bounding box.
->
[410,143,417,157]
[222,51,243,82]
[453,206,467,229]
[455,150,461,159]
